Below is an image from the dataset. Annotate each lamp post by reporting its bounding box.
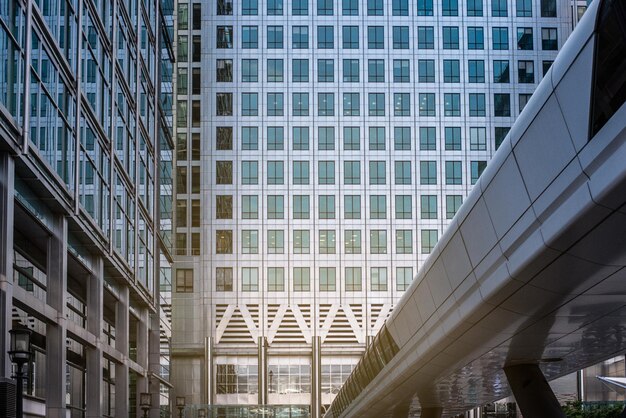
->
[176,396,185,418]
[8,329,32,418]
[139,392,152,418]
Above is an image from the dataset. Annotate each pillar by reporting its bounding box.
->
[504,364,566,418]
[420,407,443,418]
[391,400,411,418]
[86,257,104,418]
[205,336,214,405]
[0,153,14,378]
[258,336,268,405]
[311,336,322,418]
[115,286,130,417]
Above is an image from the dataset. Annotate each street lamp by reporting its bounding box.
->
[8,328,32,418]
[139,392,152,418]
[176,396,185,418]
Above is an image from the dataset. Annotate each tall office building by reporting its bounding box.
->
[171,0,583,414]
[0,0,174,416]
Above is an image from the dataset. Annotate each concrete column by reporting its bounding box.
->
[258,337,268,405]
[115,286,130,417]
[391,400,411,418]
[137,306,150,414]
[420,407,443,418]
[504,364,566,418]
[311,336,322,418]
[149,311,162,418]
[205,336,214,405]
[46,214,68,418]
[86,257,104,418]
[0,153,14,378]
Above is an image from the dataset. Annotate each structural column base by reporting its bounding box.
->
[504,363,566,418]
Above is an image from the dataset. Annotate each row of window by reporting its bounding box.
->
[181,266,416,293]
[212,0,557,18]
[213,25,557,51]
[211,92,519,118]
[211,58,551,85]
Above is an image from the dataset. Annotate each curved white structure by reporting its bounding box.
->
[327,0,626,415]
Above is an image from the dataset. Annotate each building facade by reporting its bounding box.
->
[171,0,580,414]
[0,0,174,416]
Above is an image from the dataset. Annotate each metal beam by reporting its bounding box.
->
[504,364,566,418]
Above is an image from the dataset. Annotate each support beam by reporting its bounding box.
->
[258,337,268,405]
[0,153,14,378]
[504,364,566,418]
[420,407,443,418]
[391,400,411,418]
[86,257,103,418]
[311,336,322,418]
[115,286,130,417]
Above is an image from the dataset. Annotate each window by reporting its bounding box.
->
[178,34,188,61]
[494,60,510,83]
[343,93,360,116]
[318,0,333,15]
[242,59,258,82]
[293,162,310,185]
[418,0,433,15]
[216,230,233,254]
[177,68,188,95]
[216,127,233,151]
[192,68,201,94]
[469,127,487,150]
[176,269,193,293]
[393,26,409,49]
[518,60,534,83]
[368,0,384,15]
[418,60,435,83]
[442,0,458,15]
[543,60,554,76]
[318,26,334,49]
[343,59,359,82]
[467,27,484,49]
[293,127,309,151]
[293,92,310,116]
[370,230,387,254]
[345,267,362,291]
[421,195,437,219]
[419,93,436,117]
[368,60,385,83]
[192,100,201,127]
[242,195,258,218]
[369,93,385,116]
[345,195,361,219]
[393,60,410,83]
[516,0,532,16]
[268,267,285,292]
[445,195,463,219]
[293,26,309,49]
[345,230,362,254]
[393,0,409,15]
[468,60,485,83]
[394,94,410,116]
[294,230,310,254]
[217,59,233,82]
[369,161,386,185]
[541,28,557,50]
[368,26,384,49]
[471,161,487,184]
[268,230,285,254]
[517,28,533,50]
[519,93,532,112]
[217,26,233,48]
[319,230,336,254]
[420,127,436,151]
[444,127,461,151]
[344,127,360,151]
[395,195,412,219]
[318,161,335,185]
[242,127,258,150]
[343,0,359,15]
[216,161,233,184]
[318,59,334,82]
[216,195,233,219]
[396,267,413,291]
[267,93,284,116]
[268,0,283,15]
[371,268,387,291]
[242,268,258,291]
[492,27,509,50]
[370,195,387,219]
[178,4,189,30]
[293,0,308,15]
[319,268,336,291]
[242,161,258,185]
[369,126,385,151]
[467,0,483,16]
[242,93,258,116]
[293,59,309,82]
[215,268,233,292]
[267,195,285,219]
[343,26,359,49]
[421,230,438,254]
[267,26,284,49]
[394,161,411,185]
[319,195,335,219]
[418,26,435,49]
[242,230,259,254]
[494,126,510,150]
[243,0,258,15]
[492,0,507,16]
[494,93,511,117]
[443,60,460,83]
[394,127,411,151]
[420,161,437,185]
[242,26,258,49]
[267,161,284,185]
[469,93,486,117]
[192,35,202,62]
[396,230,413,254]
[445,161,462,185]
[318,127,335,150]
[293,268,310,291]
[216,93,233,116]
[541,0,556,17]
[318,93,335,116]
[344,161,361,185]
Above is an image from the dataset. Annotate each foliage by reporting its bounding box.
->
[562,400,625,418]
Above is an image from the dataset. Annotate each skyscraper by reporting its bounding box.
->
[171,0,575,414]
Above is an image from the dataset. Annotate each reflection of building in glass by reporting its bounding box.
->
[0,0,174,415]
